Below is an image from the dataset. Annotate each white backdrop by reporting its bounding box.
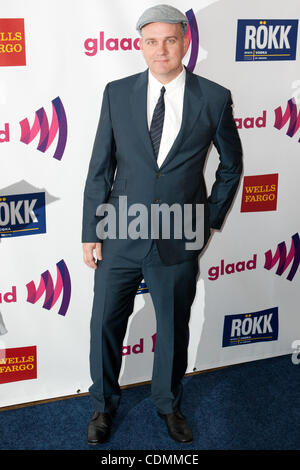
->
[0,0,299,407]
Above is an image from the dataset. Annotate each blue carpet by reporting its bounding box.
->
[1,354,299,450]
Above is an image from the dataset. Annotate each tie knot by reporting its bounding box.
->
[160,86,166,96]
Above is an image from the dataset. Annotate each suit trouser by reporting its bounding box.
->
[89,239,199,415]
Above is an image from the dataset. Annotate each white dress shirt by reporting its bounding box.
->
[147,66,186,168]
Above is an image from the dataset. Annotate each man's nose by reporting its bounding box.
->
[156,41,167,55]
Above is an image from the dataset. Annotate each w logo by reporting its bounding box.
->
[264,233,300,281]
[274,98,300,142]
[185,9,199,72]
[26,259,71,316]
[19,96,67,160]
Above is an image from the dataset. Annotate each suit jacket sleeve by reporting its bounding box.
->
[81,83,117,242]
[207,90,243,230]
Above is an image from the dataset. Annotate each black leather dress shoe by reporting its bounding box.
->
[87,411,114,444]
[158,409,193,444]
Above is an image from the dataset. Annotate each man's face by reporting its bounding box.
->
[139,22,190,83]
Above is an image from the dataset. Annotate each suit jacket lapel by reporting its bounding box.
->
[130,66,204,170]
[160,66,204,170]
[129,69,159,168]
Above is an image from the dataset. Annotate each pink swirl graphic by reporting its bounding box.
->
[26,259,71,316]
[274,98,300,142]
[19,97,68,160]
[264,233,300,281]
[185,9,199,72]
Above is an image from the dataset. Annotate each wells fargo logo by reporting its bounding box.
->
[0,346,37,384]
[0,18,26,66]
[241,174,278,212]
[0,97,68,160]
[26,259,71,316]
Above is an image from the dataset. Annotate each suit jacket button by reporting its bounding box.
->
[156,172,162,178]
[154,198,159,203]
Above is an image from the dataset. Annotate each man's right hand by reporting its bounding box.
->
[82,242,102,269]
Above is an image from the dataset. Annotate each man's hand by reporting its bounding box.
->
[82,242,102,269]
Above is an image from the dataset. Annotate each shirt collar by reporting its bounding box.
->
[148,65,186,95]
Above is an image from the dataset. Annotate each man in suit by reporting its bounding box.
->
[82,4,243,445]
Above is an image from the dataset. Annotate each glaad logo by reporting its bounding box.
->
[0,192,46,238]
[235,110,266,129]
[234,98,300,144]
[264,233,300,282]
[208,234,299,282]
[26,259,71,316]
[222,307,278,347]
[208,254,257,280]
[19,96,67,160]
[274,97,300,143]
[236,19,298,61]
[83,8,199,72]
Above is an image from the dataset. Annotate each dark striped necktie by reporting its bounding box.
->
[149,86,166,159]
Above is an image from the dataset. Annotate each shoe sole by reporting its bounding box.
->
[88,438,110,445]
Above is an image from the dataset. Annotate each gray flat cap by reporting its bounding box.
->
[136,4,188,35]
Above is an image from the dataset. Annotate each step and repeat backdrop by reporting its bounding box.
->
[0,0,299,407]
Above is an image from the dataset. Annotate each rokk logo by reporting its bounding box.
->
[136,281,149,295]
[274,97,300,143]
[264,233,300,281]
[0,345,37,384]
[26,259,71,316]
[0,18,26,66]
[83,8,199,72]
[236,19,298,61]
[240,174,278,212]
[0,192,46,238]
[222,307,278,347]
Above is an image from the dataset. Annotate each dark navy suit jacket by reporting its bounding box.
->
[82,66,243,265]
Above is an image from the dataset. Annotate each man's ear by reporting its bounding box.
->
[183,34,190,56]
